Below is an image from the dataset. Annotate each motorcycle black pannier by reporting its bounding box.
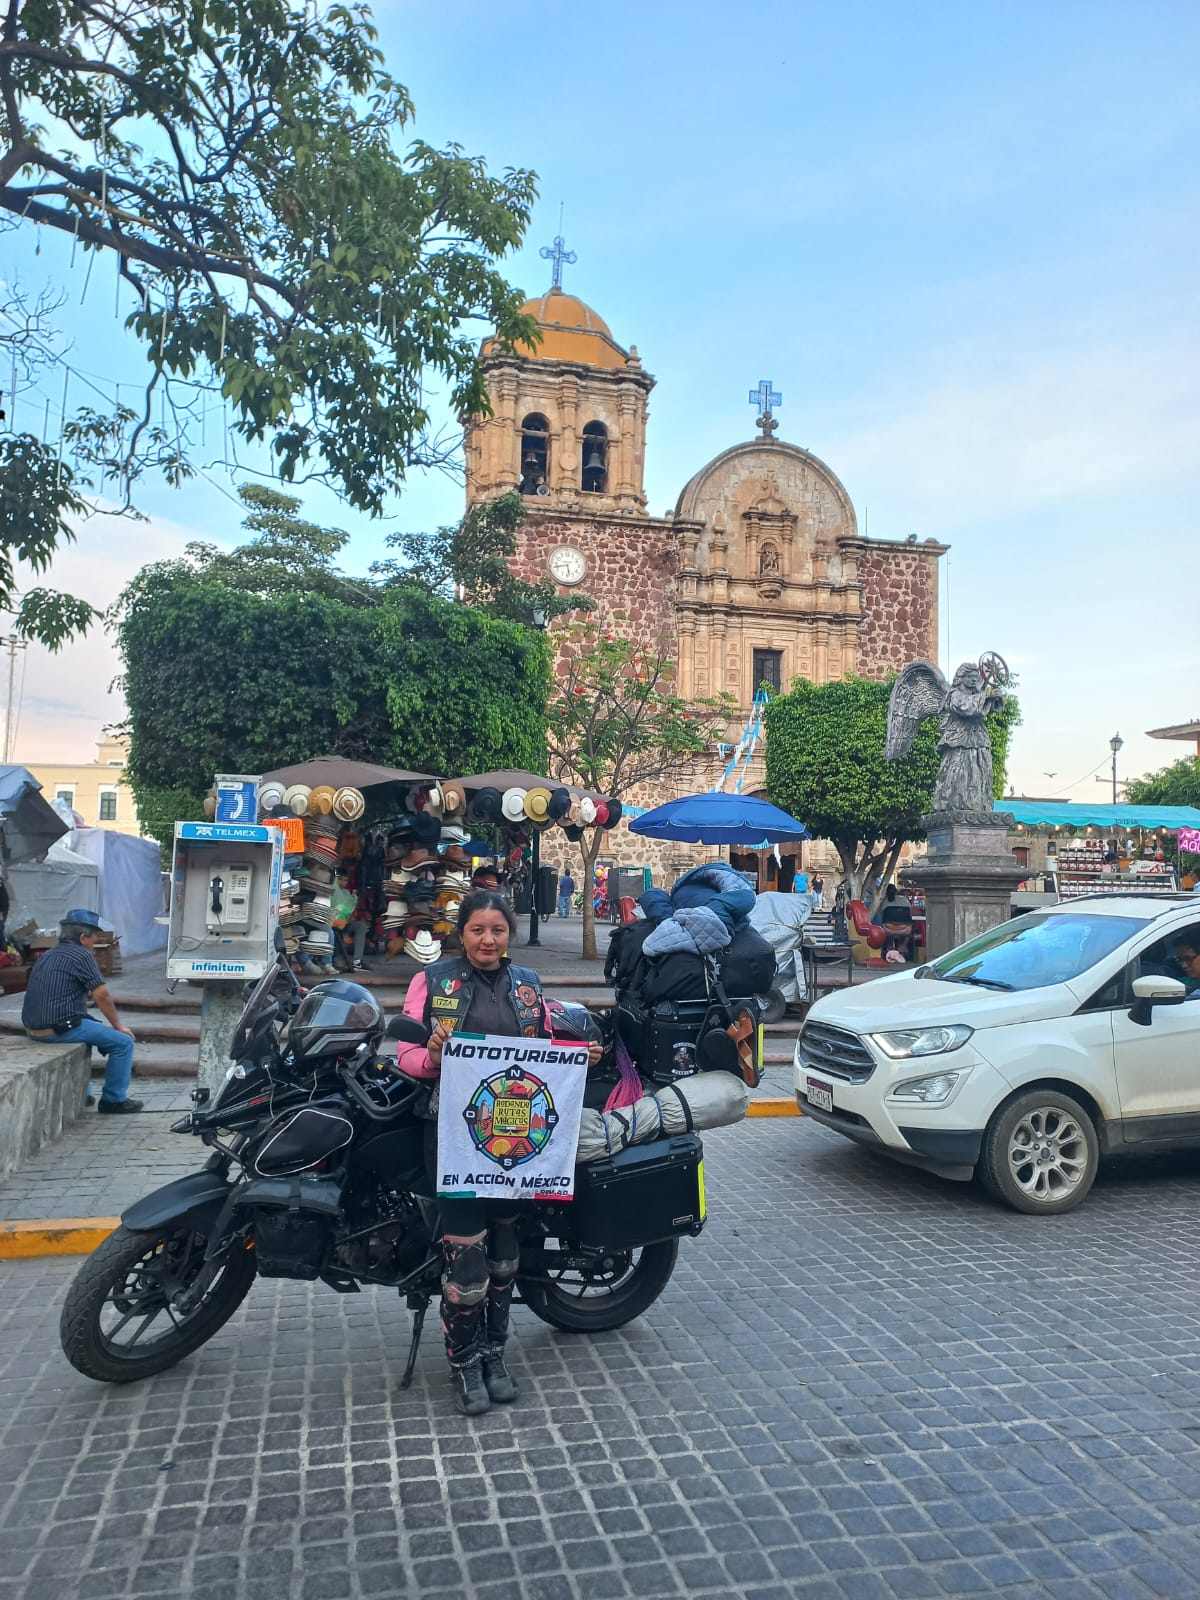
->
[252,1100,354,1177]
[569,1134,705,1248]
[619,999,715,1085]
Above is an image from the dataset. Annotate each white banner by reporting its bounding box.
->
[436,1032,589,1201]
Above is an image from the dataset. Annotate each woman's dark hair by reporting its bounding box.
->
[456,889,517,938]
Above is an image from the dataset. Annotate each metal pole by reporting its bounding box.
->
[1111,750,1118,806]
[2,636,22,764]
[527,824,541,947]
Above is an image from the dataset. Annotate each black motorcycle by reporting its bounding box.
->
[60,950,706,1385]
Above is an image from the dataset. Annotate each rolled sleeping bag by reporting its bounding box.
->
[576,1071,749,1163]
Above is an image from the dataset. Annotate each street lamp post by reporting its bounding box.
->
[527,605,549,949]
[1109,733,1123,805]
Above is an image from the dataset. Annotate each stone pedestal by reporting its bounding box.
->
[902,812,1026,960]
[198,984,246,1096]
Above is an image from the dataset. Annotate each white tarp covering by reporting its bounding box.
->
[749,891,816,1002]
[68,829,167,957]
[576,1071,749,1163]
[6,837,100,932]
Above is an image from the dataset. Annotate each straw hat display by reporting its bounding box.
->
[332,786,365,821]
[501,787,528,823]
[405,930,440,964]
[307,785,336,816]
[578,797,597,826]
[258,780,285,812]
[523,786,552,825]
[468,788,504,825]
[441,782,466,817]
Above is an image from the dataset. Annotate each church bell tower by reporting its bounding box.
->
[463,240,654,517]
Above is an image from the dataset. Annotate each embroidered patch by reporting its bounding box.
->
[440,978,461,995]
[431,997,458,1012]
[516,984,538,1006]
[523,1025,538,1037]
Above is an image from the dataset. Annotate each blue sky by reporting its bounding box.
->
[7,0,1199,803]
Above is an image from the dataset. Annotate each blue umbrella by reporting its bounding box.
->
[628,792,810,846]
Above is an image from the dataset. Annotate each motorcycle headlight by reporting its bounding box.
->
[889,1069,967,1104]
[872,1024,973,1059]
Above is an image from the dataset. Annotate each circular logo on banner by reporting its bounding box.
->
[463,1067,559,1169]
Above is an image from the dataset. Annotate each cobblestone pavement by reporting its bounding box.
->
[5,1118,1200,1599]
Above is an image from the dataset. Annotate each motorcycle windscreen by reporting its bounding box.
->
[252,1101,354,1177]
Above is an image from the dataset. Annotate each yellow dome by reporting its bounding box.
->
[485,285,629,370]
[519,288,613,339]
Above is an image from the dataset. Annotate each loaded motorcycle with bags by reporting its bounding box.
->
[59,945,706,1385]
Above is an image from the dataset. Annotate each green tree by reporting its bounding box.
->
[115,491,549,845]
[0,0,538,645]
[765,674,1020,899]
[1125,757,1200,809]
[1125,757,1200,878]
[375,492,592,626]
[544,626,735,959]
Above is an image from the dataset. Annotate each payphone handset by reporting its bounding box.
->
[206,862,254,932]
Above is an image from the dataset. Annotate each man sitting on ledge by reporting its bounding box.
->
[22,908,141,1115]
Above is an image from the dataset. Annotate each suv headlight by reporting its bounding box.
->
[889,1069,967,1104]
[871,1024,973,1059]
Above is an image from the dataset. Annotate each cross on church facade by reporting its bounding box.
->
[539,234,577,289]
[748,379,782,438]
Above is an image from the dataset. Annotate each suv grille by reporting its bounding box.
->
[797,1021,876,1083]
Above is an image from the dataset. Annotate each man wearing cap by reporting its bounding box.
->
[21,910,141,1114]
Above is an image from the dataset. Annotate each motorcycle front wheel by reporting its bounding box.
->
[521,1238,679,1332]
[60,1222,256,1383]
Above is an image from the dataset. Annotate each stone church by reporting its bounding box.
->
[463,268,945,885]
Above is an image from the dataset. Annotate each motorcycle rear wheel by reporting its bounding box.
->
[521,1238,679,1332]
[60,1222,256,1384]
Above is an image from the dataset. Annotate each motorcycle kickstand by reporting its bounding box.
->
[400,1292,430,1389]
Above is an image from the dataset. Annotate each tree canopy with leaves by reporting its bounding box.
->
[765,674,1020,898]
[115,485,549,845]
[544,626,735,958]
[0,0,537,645]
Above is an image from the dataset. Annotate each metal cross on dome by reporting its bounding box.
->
[540,233,577,289]
[748,379,782,438]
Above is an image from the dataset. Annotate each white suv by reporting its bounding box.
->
[793,894,1200,1213]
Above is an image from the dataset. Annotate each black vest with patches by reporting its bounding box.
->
[422,956,546,1039]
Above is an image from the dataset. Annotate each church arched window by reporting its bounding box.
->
[581,421,608,495]
[520,414,550,495]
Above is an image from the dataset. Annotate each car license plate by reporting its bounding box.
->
[806,1076,834,1113]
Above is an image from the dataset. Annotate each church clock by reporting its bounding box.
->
[548,545,588,585]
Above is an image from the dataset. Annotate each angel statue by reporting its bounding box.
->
[886,653,1009,818]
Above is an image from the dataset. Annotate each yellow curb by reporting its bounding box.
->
[746,1097,802,1118]
[0,1218,118,1259]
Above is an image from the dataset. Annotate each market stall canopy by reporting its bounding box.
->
[630,792,811,845]
[447,769,602,798]
[999,800,1200,831]
[261,756,436,789]
[6,836,99,930]
[0,765,69,864]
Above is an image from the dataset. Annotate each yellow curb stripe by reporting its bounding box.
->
[746,1097,802,1118]
[0,1218,118,1259]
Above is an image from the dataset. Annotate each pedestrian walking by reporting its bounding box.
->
[556,867,575,917]
[21,909,141,1114]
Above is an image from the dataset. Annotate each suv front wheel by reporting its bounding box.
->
[979,1088,1099,1215]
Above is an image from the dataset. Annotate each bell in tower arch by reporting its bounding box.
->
[581,421,608,495]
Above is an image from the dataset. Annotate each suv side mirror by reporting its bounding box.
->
[1129,974,1187,1027]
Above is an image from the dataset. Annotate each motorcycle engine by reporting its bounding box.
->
[336,1190,435,1282]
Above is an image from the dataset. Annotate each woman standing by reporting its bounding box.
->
[395,890,602,1416]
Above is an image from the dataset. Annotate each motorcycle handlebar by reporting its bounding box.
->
[337,1061,419,1123]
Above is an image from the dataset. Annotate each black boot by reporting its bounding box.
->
[449,1354,490,1416]
[481,1345,518,1404]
